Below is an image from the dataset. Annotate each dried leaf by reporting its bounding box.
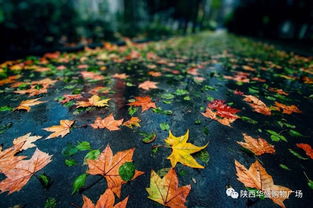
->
[16,98,46,112]
[86,145,144,197]
[235,160,291,208]
[237,133,275,156]
[43,120,74,139]
[90,114,123,131]
[146,168,191,208]
[128,96,156,112]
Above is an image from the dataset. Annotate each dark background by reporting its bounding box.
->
[0,0,313,60]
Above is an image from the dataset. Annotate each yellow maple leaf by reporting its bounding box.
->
[165,130,207,168]
[77,95,110,108]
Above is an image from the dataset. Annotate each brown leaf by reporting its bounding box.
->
[274,102,301,115]
[243,95,271,115]
[86,145,144,197]
[0,142,26,174]
[235,160,291,208]
[138,81,158,91]
[237,133,275,156]
[15,98,46,112]
[82,188,128,208]
[0,148,52,194]
[90,114,123,131]
[13,133,42,150]
[146,168,191,208]
[122,117,141,128]
[43,120,74,139]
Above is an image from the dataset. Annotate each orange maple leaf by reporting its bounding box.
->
[12,133,42,150]
[59,94,83,104]
[86,145,144,197]
[146,168,191,208]
[138,81,158,91]
[0,148,52,194]
[148,71,162,77]
[237,133,275,156]
[128,96,156,112]
[0,142,26,174]
[296,143,313,159]
[243,95,271,115]
[15,98,46,112]
[235,160,291,208]
[122,117,141,128]
[43,120,74,139]
[0,75,21,86]
[82,188,128,208]
[76,95,110,108]
[81,71,104,80]
[274,102,301,115]
[112,73,129,79]
[90,113,123,131]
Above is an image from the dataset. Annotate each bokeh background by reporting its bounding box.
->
[0,0,312,60]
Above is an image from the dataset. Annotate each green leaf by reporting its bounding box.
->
[195,150,210,164]
[288,149,308,160]
[141,133,156,144]
[160,123,170,131]
[161,93,174,99]
[175,89,188,96]
[206,96,214,101]
[241,116,258,124]
[279,164,290,171]
[76,141,91,151]
[128,106,138,116]
[289,130,304,137]
[246,188,265,199]
[119,162,135,182]
[44,197,57,208]
[72,174,87,194]
[266,130,287,142]
[308,180,313,190]
[62,144,78,157]
[84,150,100,163]
[65,159,77,167]
[0,106,13,112]
[39,174,50,188]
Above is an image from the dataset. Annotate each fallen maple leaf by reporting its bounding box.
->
[274,102,301,115]
[89,86,110,95]
[112,73,129,79]
[0,148,52,194]
[15,98,46,112]
[202,100,240,126]
[82,188,128,208]
[296,143,313,159]
[13,133,42,150]
[165,130,207,168]
[268,88,289,96]
[237,133,275,156]
[0,75,21,86]
[43,120,74,139]
[128,96,156,112]
[77,95,110,108]
[122,117,141,128]
[243,95,271,115]
[148,71,162,77]
[138,81,158,91]
[59,94,82,104]
[235,160,291,208]
[86,145,144,197]
[91,114,123,131]
[146,168,191,208]
[81,71,104,80]
[0,142,26,174]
